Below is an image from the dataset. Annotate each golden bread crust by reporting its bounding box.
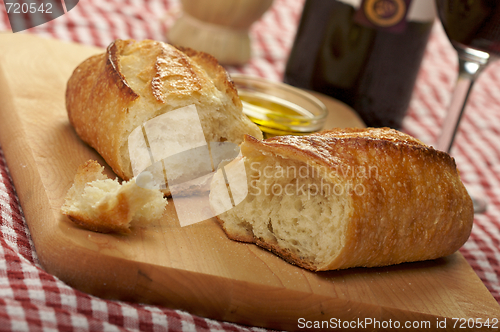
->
[176,46,242,108]
[66,39,262,188]
[66,197,132,235]
[66,40,139,181]
[218,128,474,271]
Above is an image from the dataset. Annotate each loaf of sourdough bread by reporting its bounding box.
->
[66,39,262,195]
[209,128,474,271]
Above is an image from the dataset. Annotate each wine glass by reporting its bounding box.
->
[435,0,500,213]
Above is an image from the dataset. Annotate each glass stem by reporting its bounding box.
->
[436,49,489,153]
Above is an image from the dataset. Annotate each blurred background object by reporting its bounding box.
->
[168,0,274,65]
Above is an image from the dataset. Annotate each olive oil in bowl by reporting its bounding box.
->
[231,74,328,138]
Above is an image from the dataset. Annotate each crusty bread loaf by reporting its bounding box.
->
[61,160,167,234]
[209,128,474,271]
[66,39,262,195]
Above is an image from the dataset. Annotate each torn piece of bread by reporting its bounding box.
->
[66,39,263,195]
[61,160,167,234]
[209,128,474,271]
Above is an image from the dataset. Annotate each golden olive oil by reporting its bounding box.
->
[239,91,317,138]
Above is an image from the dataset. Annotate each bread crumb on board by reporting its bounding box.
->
[61,160,167,234]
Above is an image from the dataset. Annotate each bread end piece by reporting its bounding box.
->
[66,39,263,190]
[61,160,167,234]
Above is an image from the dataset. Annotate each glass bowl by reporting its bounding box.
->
[230,74,328,138]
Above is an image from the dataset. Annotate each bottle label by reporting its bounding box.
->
[337,0,436,22]
[354,0,413,33]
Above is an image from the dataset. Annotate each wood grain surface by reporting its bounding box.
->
[0,33,498,331]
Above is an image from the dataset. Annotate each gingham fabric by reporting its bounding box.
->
[0,0,499,331]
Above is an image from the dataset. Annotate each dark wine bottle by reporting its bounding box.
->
[284,0,435,129]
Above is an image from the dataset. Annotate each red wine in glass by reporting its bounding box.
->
[437,0,500,56]
[435,0,500,152]
[435,0,500,212]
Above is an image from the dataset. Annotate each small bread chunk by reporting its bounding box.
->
[61,160,167,234]
[210,128,474,271]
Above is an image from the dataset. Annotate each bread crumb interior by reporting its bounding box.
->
[221,154,351,267]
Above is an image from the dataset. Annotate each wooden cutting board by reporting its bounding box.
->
[0,33,498,331]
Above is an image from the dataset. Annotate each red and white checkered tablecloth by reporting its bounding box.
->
[0,0,499,331]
